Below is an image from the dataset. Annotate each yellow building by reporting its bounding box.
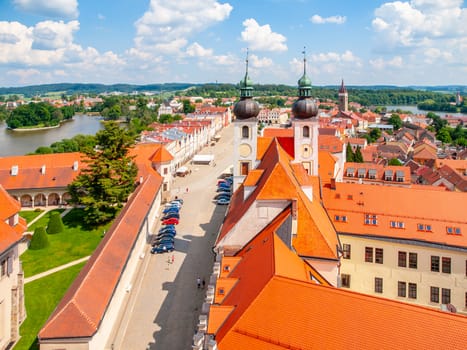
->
[322,182,467,314]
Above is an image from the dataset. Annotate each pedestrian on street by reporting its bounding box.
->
[202,278,206,288]
[186,187,189,193]
[196,277,201,289]
[171,254,175,264]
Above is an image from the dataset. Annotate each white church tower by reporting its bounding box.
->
[232,51,260,191]
[291,49,319,176]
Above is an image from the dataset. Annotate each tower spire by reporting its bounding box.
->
[302,46,306,76]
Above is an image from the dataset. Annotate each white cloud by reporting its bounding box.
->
[372,1,467,48]
[134,0,232,55]
[249,54,273,68]
[241,18,287,52]
[369,56,403,69]
[97,14,105,21]
[310,50,360,64]
[13,0,79,19]
[310,15,346,24]
[186,42,213,57]
[32,20,79,50]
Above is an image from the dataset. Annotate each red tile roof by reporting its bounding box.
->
[217,138,339,260]
[0,153,83,190]
[0,185,25,253]
[38,173,162,340]
[322,182,467,248]
[212,207,467,349]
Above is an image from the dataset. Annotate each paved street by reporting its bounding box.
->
[113,124,234,350]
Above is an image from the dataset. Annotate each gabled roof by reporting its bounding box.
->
[217,138,339,260]
[322,182,467,248]
[212,217,327,343]
[39,173,162,340]
[0,185,25,253]
[0,153,83,190]
[150,145,174,163]
[212,209,467,349]
[217,276,467,350]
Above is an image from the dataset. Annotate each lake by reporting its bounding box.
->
[386,105,467,118]
[0,114,104,157]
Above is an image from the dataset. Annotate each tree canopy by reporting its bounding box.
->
[68,122,138,225]
[6,102,74,129]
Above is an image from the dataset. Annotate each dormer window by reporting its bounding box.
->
[223,265,230,272]
[396,170,405,182]
[218,287,225,295]
[384,170,393,181]
[357,168,366,178]
[303,126,310,138]
[242,126,249,139]
[368,169,377,179]
[346,167,355,177]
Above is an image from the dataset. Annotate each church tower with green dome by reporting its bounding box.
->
[292,48,319,176]
[232,50,260,190]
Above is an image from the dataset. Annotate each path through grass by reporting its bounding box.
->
[13,262,86,350]
[21,208,107,277]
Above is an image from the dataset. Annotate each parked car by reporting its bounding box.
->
[169,200,183,206]
[217,198,230,205]
[216,187,231,193]
[162,218,179,225]
[163,207,179,214]
[217,181,231,187]
[159,224,175,231]
[172,198,184,205]
[217,179,232,186]
[161,213,180,221]
[166,201,182,208]
[156,230,176,238]
[152,237,175,247]
[214,192,231,200]
[151,242,174,254]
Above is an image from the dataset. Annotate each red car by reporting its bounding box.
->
[162,217,179,225]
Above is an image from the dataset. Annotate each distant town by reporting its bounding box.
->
[0,77,466,350]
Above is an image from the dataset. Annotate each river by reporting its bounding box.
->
[386,105,467,118]
[0,114,104,157]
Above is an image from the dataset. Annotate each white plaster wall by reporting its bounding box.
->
[305,258,339,286]
[218,201,289,252]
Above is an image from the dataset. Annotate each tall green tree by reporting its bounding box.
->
[68,122,138,225]
[388,114,402,130]
[346,143,355,162]
[354,146,364,163]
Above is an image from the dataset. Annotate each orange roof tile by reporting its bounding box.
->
[318,151,337,185]
[0,153,83,190]
[0,185,25,253]
[207,306,234,335]
[322,182,467,248]
[262,128,293,138]
[220,257,242,278]
[243,169,264,187]
[319,135,344,153]
[218,277,467,350]
[39,173,162,340]
[214,278,238,304]
[213,215,325,343]
[217,138,339,260]
[150,145,174,163]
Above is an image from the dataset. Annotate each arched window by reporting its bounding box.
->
[303,126,310,138]
[242,126,249,139]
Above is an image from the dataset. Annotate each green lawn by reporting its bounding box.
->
[21,208,107,277]
[26,209,65,232]
[19,210,44,224]
[14,262,86,350]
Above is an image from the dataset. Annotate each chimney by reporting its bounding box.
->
[73,161,79,171]
[41,165,46,175]
[330,178,336,190]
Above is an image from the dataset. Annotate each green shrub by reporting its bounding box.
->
[29,227,49,250]
[47,212,64,234]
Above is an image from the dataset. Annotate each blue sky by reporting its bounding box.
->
[0,0,466,87]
